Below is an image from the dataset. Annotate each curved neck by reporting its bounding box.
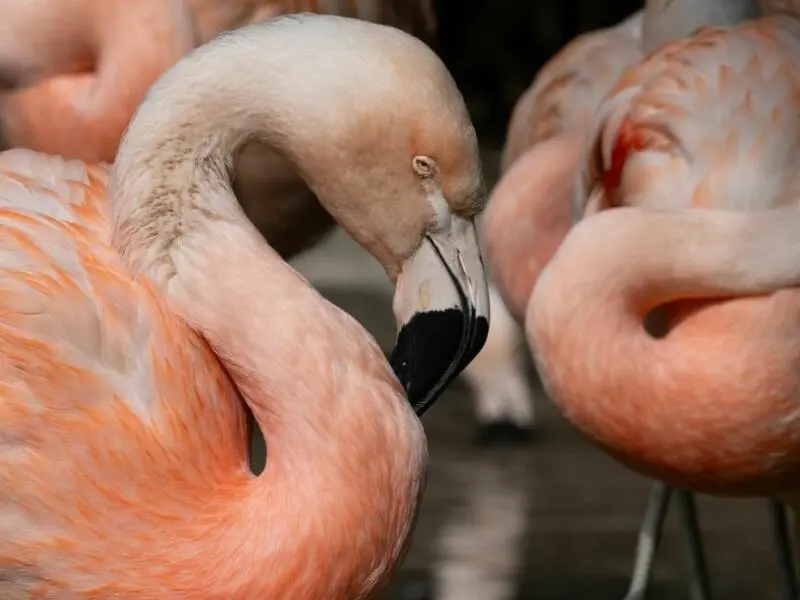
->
[530,206,800,380]
[107,21,394,422]
[485,132,581,324]
[643,0,761,52]
[110,18,419,278]
[538,207,800,312]
[173,227,424,597]
[107,20,426,597]
[528,207,800,489]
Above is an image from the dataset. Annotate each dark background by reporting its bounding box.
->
[431,0,642,145]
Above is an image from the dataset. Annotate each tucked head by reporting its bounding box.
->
[242,15,491,415]
[295,16,491,415]
[251,15,491,415]
[250,15,486,270]
[112,13,490,416]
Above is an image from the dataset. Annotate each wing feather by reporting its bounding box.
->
[0,148,247,486]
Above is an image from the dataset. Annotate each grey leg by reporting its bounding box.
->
[769,500,798,600]
[675,490,712,600]
[624,482,674,600]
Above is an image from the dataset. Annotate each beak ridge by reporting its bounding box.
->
[390,217,490,415]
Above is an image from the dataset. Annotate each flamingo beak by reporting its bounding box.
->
[390,215,490,416]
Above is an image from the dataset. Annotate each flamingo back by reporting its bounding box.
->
[502,14,644,171]
[585,15,800,214]
[0,149,250,594]
[557,14,800,495]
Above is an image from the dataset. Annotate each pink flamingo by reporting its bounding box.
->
[0,0,531,444]
[0,14,490,597]
[486,0,800,595]
[517,0,800,595]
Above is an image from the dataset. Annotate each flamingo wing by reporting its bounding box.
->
[583,15,800,214]
[502,12,644,170]
[0,149,248,588]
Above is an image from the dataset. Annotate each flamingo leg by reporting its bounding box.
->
[675,490,712,600]
[624,482,674,600]
[769,500,799,600]
[625,490,798,600]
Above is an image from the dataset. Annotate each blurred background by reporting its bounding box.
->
[429,0,641,146]
[286,1,786,599]
[0,0,788,598]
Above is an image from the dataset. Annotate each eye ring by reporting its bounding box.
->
[412,155,438,179]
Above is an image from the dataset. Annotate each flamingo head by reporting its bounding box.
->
[267,16,493,416]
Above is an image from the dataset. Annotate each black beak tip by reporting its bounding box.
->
[465,315,489,364]
[389,309,489,416]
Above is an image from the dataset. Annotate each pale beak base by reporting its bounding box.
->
[390,217,490,415]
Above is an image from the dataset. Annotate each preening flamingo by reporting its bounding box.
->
[486,1,800,595]
[522,0,800,592]
[0,0,531,443]
[0,14,491,597]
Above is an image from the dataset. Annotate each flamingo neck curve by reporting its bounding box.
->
[527,206,800,496]
[105,15,428,598]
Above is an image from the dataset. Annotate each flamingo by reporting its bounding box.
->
[517,0,800,595]
[485,1,800,595]
[0,14,491,597]
[0,0,533,444]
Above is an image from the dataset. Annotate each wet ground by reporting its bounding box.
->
[285,150,785,600]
